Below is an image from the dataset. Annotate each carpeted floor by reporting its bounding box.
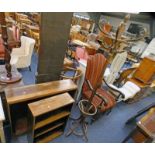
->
[11,52,155,143]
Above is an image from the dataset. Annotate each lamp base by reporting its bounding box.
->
[0,72,22,84]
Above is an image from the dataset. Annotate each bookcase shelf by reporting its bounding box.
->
[34,111,70,130]
[28,93,74,143]
[34,122,64,138]
[36,131,63,143]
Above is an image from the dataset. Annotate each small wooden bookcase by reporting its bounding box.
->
[27,92,74,143]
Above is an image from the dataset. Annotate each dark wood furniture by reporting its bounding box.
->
[0,92,11,143]
[123,107,155,143]
[5,79,77,135]
[28,93,74,143]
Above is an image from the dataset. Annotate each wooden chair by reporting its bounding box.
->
[60,66,82,83]
[98,22,114,50]
[82,53,116,113]
[111,57,155,103]
[65,54,116,141]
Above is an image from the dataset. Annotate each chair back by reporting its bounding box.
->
[106,51,127,84]
[21,36,35,66]
[132,57,155,84]
[82,53,107,92]
[20,36,35,54]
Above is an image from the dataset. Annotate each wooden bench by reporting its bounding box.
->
[28,93,74,143]
[5,79,77,135]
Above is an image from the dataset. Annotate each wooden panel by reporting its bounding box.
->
[5,79,77,105]
[28,93,74,117]
[36,131,63,143]
[34,111,70,130]
[132,57,155,84]
[137,108,155,138]
[34,122,64,138]
[132,130,148,143]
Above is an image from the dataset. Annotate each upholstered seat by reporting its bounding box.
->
[10,36,35,69]
[109,81,141,101]
[83,88,116,112]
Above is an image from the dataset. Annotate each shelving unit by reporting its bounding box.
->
[28,92,74,143]
[5,79,77,135]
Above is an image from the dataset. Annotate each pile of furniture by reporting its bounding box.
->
[3,79,77,143]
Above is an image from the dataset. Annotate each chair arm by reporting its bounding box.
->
[86,79,93,91]
[103,78,125,99]
[95,92,108,105]
[60,67,82,82]
[115,67,137,85]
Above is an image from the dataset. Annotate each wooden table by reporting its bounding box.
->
[137,108,155,140]
[123,108,155,143]
[6,79,77,105]
[0,65,24,89]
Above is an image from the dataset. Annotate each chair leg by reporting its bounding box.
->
[29,66,31,72]
[91,111,102,123]
[106,108,112,115]
[81,121,88,142]
[65,115,88,142]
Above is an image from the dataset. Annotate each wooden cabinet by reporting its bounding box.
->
[28,93,74,143]
[5,79,77,136]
